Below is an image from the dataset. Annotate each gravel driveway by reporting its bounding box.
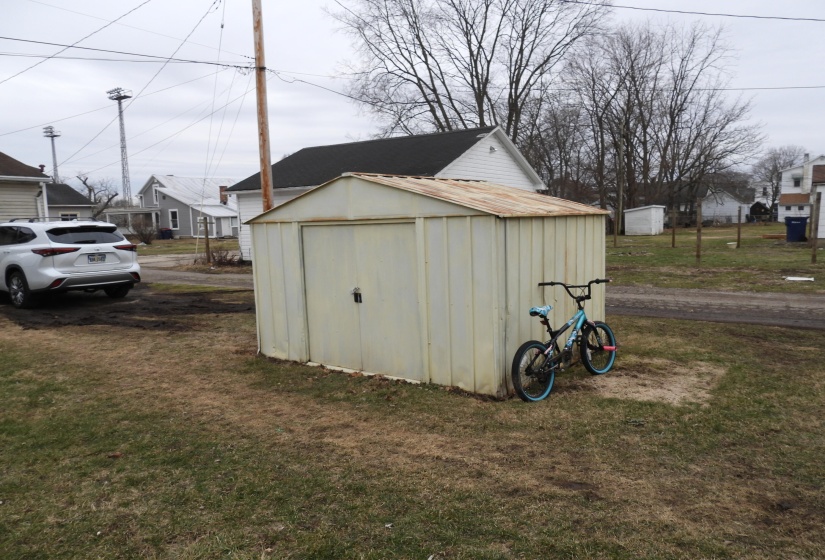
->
[139,256,825,330]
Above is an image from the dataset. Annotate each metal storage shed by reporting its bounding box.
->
[248,173,608,398]
[624,205,666,235]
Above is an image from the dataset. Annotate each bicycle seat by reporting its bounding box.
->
[529,305,553,318]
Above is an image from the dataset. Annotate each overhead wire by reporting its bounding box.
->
[0,0,154,86]
[28,0,253,61]
[58,0,225,172]
[560,0,825,23]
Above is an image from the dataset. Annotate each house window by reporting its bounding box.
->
[169,209,179,230]
[60,213,78,221]
[762,187,768,196]
[793,178,801,187]
[153,187,159,204]
[798,206,805,211]
[785,206,791,211]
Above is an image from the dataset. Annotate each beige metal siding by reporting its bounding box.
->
[504,215,606,375]
[421,215,501,394]
[301,222,424,380]
[252,222,307,360]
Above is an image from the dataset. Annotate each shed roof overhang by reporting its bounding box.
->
[248,173,607,224]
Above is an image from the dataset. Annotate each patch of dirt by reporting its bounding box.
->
[0,284,254,331]
[579,358,726,406]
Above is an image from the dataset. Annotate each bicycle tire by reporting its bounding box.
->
[580,321,616,375]
[512,340,556,402]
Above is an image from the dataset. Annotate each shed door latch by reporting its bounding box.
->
[351,287,362,303]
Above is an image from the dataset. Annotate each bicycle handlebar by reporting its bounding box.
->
[537,278,611,306]
[537,278,611,288]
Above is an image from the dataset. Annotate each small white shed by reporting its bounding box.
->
[248,173,608,397]
[624,205,666,235]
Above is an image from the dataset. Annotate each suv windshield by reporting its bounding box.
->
[46,226,124,244]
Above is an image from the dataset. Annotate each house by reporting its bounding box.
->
[227,126,546,260]
[778,155,825,241]
[624,205,666,235]
[701,185,754,225]
[0,151,51,221]
[248,173,607,397]
[45,183,95,220]
[136,175,238,238]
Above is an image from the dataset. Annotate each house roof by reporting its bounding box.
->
[227,127,497,192]
[46,183,94,206]
[0,151,49,179]
[146,175,236,210]
[779,193,811,205]
[255,173,607,221]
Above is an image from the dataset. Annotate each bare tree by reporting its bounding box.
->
[333,0,610,141]
[751,145,807,211]
[129,216,157,245]
[76,174,120,219]
[564,22,762,211]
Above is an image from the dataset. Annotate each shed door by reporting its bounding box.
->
[302,223,423,381]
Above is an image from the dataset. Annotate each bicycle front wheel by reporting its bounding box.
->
[580,321,617,375]
[512,340,556,402]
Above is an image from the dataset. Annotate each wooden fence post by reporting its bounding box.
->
[812,192,822,264]
[672,207,677,248]
[696,200,702,265]
[737,206,742,249]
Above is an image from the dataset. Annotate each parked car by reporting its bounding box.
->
[0,218,141,308]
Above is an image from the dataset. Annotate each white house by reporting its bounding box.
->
[135,175,238,238]
[701,187,752,225]
[778,154,825,240]
[226,126,546,260]
[247,173,607,398]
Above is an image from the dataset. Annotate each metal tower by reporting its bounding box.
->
[42,125,61,183]
[107,87,133,202]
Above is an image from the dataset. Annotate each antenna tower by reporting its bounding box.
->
[107,87,133,202]
[42,125,61,182]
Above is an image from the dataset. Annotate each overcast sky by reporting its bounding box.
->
[1,0,823,197]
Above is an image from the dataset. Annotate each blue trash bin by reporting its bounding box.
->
[160,228,173,240]
[784,217,808,242]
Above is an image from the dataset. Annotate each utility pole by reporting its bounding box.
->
[107,87,133,203]
[251,0,274,212]
[42,126,61,183]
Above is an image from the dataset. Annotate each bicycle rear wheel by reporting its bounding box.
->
[580,321,617,375]
[512,340,556,402]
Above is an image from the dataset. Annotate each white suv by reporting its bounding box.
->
[0,218,141,308]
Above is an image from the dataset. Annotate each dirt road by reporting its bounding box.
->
[141,261,825,330]
[607,285,825,330]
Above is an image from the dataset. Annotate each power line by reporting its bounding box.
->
[0,0,154,86]
[28,0,253,61]
[560,0,825,23]
[0,36,250,68]
[58,0,223,169]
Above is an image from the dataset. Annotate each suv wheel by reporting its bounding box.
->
[104,285,132,299]
[8,271,36,309]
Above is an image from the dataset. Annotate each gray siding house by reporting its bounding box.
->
[136,175,238,238]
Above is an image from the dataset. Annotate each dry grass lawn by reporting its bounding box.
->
[1,286,824,559]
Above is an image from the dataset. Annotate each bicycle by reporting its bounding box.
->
[511,278,617,402]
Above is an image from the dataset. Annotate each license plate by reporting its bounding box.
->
[88,254,106,264]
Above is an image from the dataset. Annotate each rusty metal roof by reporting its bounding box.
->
[347,173,608,218]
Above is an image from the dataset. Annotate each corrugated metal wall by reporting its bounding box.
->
[504,215,606,394]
